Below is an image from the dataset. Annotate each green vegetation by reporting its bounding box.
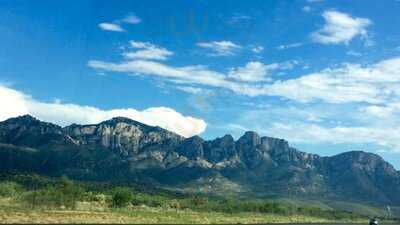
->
[110,187,134,208]
[0,173,397,224]
[0,181,23,197]
[23,176,84,210]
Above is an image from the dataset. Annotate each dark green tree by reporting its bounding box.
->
[110,187,134,208]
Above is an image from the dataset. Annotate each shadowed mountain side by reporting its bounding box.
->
[0,115,399,205]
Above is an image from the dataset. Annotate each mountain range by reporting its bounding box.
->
[0,115,399,206]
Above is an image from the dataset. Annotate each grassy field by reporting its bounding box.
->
[0,196,376,224]
[0,208,370,224]
[0,174,397,224]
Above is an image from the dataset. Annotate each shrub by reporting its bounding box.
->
[23,176,84,209]
[0,181,24,197]
[110,187,134,208]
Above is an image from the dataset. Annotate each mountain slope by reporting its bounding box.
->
[0,115,399,205]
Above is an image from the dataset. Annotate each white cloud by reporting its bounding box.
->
[266,122,400,152]
[361,105,394,118]
[229,104,400,152]
[90,40,400,107]
[90,42,400,105]
[251,46,264,53]
[122,14,141,24]
[99,14,141,32]
[124,41,173,61]
[88,60,230,88]
[267,58,400,104]
[228,15,252,25]
[88,58,302,97]
[360,103,400,118]
[98,23,125,32]
[0,85,29,120]
[0,85,206,137]
[302,6,312,12]
[228,61,270,82]
[175,86,213,95]
[346,50,362,56]
[276,42,303,50]
[311,10,371,45]
[197,41,241,56]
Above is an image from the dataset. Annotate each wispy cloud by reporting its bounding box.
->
[122,14,142,24]
[89,41,400,106]
[196,41,241,56]
[98,13,141,32]
[229,103,400,152]
[276,42,303,50]
[267,58,400,104]
[88,57,300,97]
[228,61,298,82]
[302,6,312,12]
[251,45,264,53]
[98,23,125,32]
[266,122,400,152]
[176,86,214,95]
[0,85,206,137]
[346,50,362,56]
[310,10,371,45]
[228,14,252,25]
[123,41,173,61]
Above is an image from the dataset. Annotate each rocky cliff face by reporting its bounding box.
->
[0,115,399,205]
[63,117,183,157]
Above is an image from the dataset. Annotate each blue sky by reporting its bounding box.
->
[1,0,400,168]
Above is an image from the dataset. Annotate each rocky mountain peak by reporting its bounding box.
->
[177,135,205,160]
[101,117,147,127]
[2,114,48,127]
[238,131,261,146]
[328,151,398,175]
[0,115,74,147]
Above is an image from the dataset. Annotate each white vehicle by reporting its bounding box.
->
[369,217,378,225]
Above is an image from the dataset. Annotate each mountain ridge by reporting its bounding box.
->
[0,114,399,205]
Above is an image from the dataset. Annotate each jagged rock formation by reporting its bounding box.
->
[0,115,399,205]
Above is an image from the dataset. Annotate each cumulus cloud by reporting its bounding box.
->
[98,23,125,32]
[311,10,371,44]
[0,85,206,137]
[228,61,270,82]
[123,41,173,61]
[196,41,241,56]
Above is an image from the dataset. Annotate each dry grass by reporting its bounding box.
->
[0,208,368,224]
